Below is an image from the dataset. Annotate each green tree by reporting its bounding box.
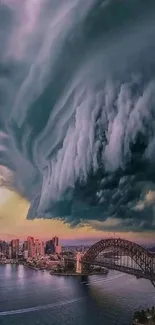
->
[139,310,147,323]
[152,314,155,322]
[134,311,141,320]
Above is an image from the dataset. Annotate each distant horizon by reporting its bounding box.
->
[0,234,155,247]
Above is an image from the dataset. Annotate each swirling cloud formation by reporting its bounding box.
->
[1,0,155,231]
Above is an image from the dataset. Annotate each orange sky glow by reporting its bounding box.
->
[0,187,154,244]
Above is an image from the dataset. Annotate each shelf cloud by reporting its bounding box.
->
[0,0,155,231]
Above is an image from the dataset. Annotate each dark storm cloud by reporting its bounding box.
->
[1,0,155,231]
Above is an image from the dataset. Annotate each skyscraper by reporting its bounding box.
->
[40,242,45,256]
[45,237,60,254]
[27,237,35,258]
[53,237,59,247]
[23,241,28,251]
[11,239,19,259]
[35,239,40,256]
[45,240,55,254]
[55,245,62,254]
[0,241,9,257]
[23,241,28,259]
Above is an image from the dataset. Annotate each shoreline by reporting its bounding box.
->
[50,271,109,276]
[0,262,109,276]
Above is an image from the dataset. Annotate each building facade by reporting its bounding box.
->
[45,237,61,254]
[45,240,55,254]
[53,237,59,247]
[27,237,35,258]
[55,245,62,254]
[11,239,19,259]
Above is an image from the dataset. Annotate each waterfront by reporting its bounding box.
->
[0,265,155,325]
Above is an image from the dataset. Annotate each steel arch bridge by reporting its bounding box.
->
[81,238,155,286]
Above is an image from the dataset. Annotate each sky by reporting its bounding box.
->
[0,0,155,243]
[0,185,155,244]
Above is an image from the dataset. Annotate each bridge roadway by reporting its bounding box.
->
[64,257,155,281]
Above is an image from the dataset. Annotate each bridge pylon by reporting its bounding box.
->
[76,252,84,273]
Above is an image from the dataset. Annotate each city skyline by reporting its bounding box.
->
[0,235,62,260]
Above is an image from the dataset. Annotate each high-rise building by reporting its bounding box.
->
[45,237,59,254]
[23,241,28,251]
[40,242,45,256]
[0,241,9,257]
[45,240,55,254]
[23,241,28,260]
[35,239,40,256]
[33,240,45,256]
[53,237,59,247]
[8,245,12,259]
[23,250,28,259]
[26,237,45,257]
[11,239,19,259]
[55,245,62,255]
[27,237,35,258]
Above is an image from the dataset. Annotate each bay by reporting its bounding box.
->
[0,264,155,325]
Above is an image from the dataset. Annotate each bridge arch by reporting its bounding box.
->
[82,238,154,278]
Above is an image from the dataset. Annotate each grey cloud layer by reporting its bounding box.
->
[0,0,155,231]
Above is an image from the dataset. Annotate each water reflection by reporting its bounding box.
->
[0,265,155,325]
[3,264,12,279]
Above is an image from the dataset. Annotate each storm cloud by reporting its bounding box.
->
[1,0,155,231]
